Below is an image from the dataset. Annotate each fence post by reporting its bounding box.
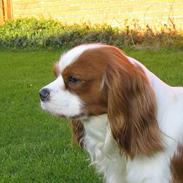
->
[6,0,12,20]
[1,0,5,22]
[0,0,12,23]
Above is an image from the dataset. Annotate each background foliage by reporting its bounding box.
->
[0,18,183,49]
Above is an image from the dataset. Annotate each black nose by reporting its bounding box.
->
[39,88,50,101]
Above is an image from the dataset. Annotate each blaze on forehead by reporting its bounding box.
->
[57,45,130,80]
[58,44,104,73]
[63,48,111,77]
[64,46,129,73]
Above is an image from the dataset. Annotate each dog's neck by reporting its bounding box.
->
[81,115,108,151]
[81,115,127,181]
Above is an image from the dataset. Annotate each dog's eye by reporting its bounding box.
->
[68,76,80,84]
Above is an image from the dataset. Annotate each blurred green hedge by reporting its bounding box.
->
[0,18,182,49]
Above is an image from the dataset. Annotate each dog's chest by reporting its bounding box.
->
[82,115,108,161]
[82,115,127,183]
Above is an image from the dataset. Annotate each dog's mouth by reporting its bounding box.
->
[41,102,86,120]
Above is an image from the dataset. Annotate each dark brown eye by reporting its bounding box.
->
[68,76,80,84]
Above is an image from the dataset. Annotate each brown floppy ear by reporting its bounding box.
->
[69,120,84,147]
[105,47,163,158]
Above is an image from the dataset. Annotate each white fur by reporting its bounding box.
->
[82,115,127,183]
[41,44,183,183]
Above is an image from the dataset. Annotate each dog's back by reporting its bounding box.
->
[171,144,183,183]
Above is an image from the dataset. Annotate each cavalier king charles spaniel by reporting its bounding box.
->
[40,44,183,183]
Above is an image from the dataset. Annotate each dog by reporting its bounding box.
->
[40,44,183,183]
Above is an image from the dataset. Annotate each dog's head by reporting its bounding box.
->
[40,44,163,157]
[40,44,108,118]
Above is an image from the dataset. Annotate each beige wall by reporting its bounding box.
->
[9,0,183,28]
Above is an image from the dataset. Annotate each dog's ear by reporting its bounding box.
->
[70,120,84,147]
[105,48,163,158]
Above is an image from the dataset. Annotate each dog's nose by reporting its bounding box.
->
[39,88,50,101]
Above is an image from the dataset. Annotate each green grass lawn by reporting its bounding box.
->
[0,48,183,183]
